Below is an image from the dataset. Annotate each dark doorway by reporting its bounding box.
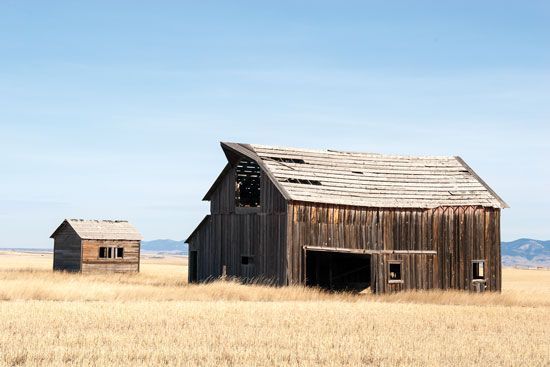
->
[189,251,198,283]
[305,251,371,292]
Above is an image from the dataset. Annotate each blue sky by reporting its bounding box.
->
[0,1,549,247]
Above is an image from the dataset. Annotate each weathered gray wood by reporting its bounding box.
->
[288,202,501,293]
[303,246,436,255]
[250,143,505,209]
[52,220,142,273]
[52,222,81,272]
[186,142,504,294]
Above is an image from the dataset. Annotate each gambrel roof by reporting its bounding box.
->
[50,219,143,240]
[205,142,508,209]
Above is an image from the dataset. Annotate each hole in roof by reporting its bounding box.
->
[282,178,322,186]
[351,171,363,174]
[267,156,306,164]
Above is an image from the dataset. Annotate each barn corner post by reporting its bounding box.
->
[185,142,507,294]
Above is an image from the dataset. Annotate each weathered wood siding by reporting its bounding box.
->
[53,223,81,272]
[287,202,501,292]
[189,167,288,284]
[81,239,140,273]
[370,253,436,293]
[210,166,237,215]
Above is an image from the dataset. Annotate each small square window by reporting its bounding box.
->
[472,260,485,280]
[241,256,253,265]
[388,262,403,283]
[99,247,108,258]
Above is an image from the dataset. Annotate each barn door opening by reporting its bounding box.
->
[305,250,371,292]
[189,251,198,283]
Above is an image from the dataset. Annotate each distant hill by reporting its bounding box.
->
[141,240,188,255]
[140,238,548,267]
[501,239,549,268]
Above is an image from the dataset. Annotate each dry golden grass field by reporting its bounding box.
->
[0,251,548,366]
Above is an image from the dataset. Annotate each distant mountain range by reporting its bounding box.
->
[501,238,549,268]
[3,238,546,268]
[141,238,548,268]
[141,240,188,255]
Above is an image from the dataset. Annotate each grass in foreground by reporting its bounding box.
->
[0,251,548,366]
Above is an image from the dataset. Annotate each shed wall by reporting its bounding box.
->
[81,239,140,273]
[53,224,81,272]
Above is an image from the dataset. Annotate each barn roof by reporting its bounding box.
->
[209,142,508,209]
[50,219,143,240]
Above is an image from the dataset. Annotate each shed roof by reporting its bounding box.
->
[50,219,143,240]
[211,142,508,209]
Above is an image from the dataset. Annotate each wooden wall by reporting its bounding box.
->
[370,253,436,293]
[53,223,81,272]
[189,165,288,284]
[81,239,140,273]
[287,202,501,292]
[190,162,502,293]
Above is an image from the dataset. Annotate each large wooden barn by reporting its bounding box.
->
[186,142,508,293]
[51,219,142,273]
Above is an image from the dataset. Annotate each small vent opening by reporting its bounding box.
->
[241,256,254,265]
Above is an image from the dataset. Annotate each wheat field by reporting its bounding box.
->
[0,251,548,366]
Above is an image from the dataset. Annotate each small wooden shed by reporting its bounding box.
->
[186,142,508,293]
[51,219,142,273]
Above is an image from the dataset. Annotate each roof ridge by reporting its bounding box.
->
[68,219,129,222]
[248,143,454,159]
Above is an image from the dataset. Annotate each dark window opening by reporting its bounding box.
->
[472,260,485,280]
[388,262,403,283]
[282,178,322,186]
[306,251,371,292]
[267,156,306,164]
[98,246,124,259]
[241,255,254,265]
[235,159,260,207]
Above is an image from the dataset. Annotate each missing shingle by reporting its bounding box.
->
[282,178,322,186]
[267,156,307,164]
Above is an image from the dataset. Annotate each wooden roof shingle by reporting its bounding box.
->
[50,219,143,240]
[217,142,508,209]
